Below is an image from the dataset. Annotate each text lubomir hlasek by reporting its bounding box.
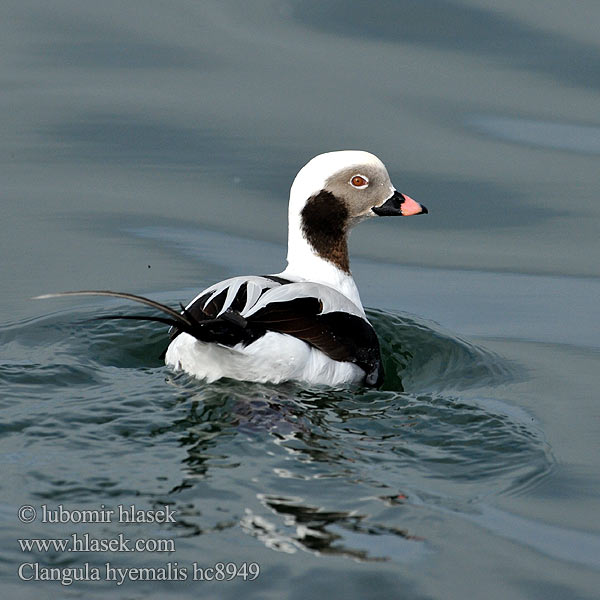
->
[39,504,176,524]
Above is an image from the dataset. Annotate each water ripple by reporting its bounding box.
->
[0,302,553,561]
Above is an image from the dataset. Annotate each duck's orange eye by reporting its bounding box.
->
[350,175,368,188]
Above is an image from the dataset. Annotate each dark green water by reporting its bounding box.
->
[2,1,599,598]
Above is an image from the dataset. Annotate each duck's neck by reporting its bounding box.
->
[280,203,363,311]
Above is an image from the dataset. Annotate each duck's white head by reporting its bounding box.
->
[285,150,427,279]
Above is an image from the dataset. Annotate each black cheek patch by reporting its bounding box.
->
[300,190,350,273]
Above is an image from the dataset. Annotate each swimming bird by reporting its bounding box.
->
[37,151,427,387]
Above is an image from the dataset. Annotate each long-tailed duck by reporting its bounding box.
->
[37,151,427,387]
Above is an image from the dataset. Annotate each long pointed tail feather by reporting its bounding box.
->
[33,290,198,335]
[95,314,182,327]
[33,290,250,345]
[34,290,189,323]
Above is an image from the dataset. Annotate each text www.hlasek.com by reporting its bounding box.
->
[19,533,174,553]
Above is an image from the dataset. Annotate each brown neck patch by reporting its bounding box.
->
[300,190,350,273]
